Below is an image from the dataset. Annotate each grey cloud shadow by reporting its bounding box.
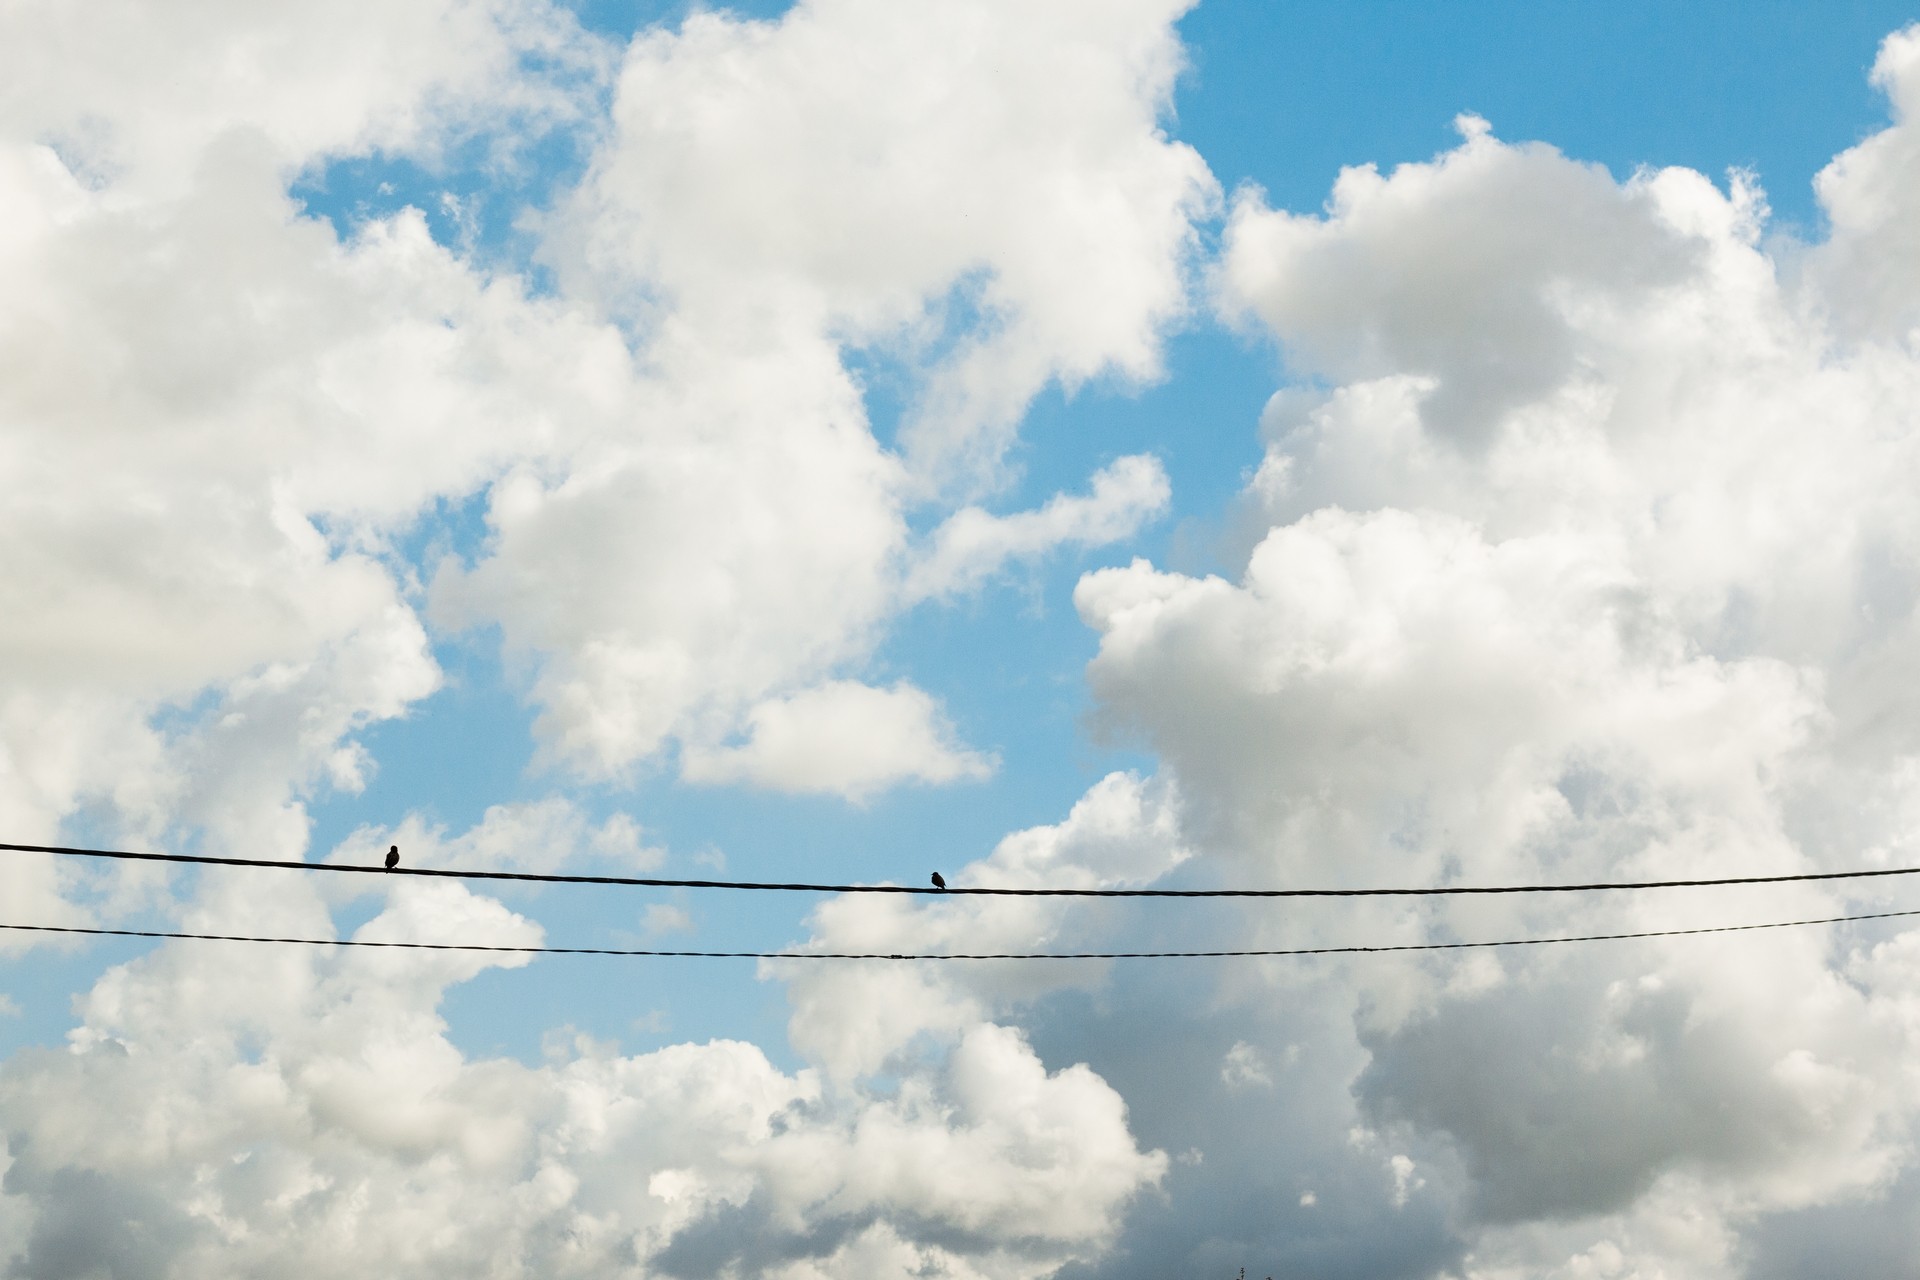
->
[1019,968,1466,1280]
[3,1140,201,1280]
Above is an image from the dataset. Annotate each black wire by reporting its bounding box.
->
[8,840,1920,899]
[3,908,1915,959]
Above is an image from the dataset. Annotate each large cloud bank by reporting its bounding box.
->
[1047,33,1920,1276]
[0,0,1196,1272]
[0,0,1205,862]
[8,0,1920,1276]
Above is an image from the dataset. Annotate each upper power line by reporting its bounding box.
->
[8,839,1919,899]
[3,906,1916,960]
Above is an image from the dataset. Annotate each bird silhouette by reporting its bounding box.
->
[385,844,399,872]
[930,871,946,890]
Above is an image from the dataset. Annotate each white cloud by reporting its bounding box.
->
[426,332,913,778]
[1389,1154,1421,1209]
[1220,1041,1273,1090]
[431,0,1215,779]
[1807,25,1920,339]
[0,875,1165,1278]
[0,0,1211,875]
[0,138,599,862]
[21,2,1920,1277]
[543,0,1215,478]
[0,0,1194,1271]
[905,453,1172,602]
[641,903,694,936]
[0,0,604,194]
[681,679,994,802]
[778,771,1186,1082]
[590,813,665,870]
[328,799,663,888]
[1218,112,1700,450]
[1047,30,1920,1276]
[0,0,1209,936]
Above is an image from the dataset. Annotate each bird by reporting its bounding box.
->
[385,844,399,872]
[930,871,946,890]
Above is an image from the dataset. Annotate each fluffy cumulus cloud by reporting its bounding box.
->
[777,770,1187,1083]
[0,0,603,194]
[1029,29,1920,1277]
[328,797,664,879]
[442,0,1211,775]
[0,875,1165,1279]
[0,792,1177,1278]
[0,0,666,910]
[17,0,1920,1274]
[0,0,1203,861]
[1807,25,1920,339]
[0,0,1204,1271]
[906,455,1173,603]
[680,680,996,801]
[543,0,1214,474]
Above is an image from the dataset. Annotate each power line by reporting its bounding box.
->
[3,907,1916,960]
[8,839,1920,899]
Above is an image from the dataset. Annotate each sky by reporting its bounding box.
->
[5,1,1920,1276]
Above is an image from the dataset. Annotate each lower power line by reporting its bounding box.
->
[2,907,1916,960]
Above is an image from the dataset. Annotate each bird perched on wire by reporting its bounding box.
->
[930,872,947,890]
[385,844,399,872]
